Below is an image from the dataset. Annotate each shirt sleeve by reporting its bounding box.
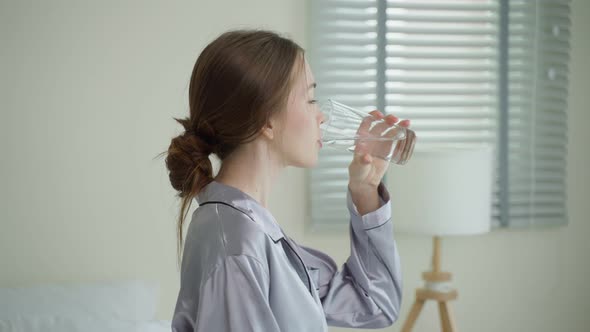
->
[172,255,281,332]
[297,180,403,329]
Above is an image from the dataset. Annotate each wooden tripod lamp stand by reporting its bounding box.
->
[387,147,494,332]
[401,236,458,332]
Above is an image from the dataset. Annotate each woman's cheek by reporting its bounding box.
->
[291,109,309,132]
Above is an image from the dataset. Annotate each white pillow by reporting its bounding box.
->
[0,315,79,332]
[0,280,159,322]
[0,315,171,332]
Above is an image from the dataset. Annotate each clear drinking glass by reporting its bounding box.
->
[319,99,417,165]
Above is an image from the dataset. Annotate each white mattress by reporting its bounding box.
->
[0,280,170,332]
[0,317,171,332]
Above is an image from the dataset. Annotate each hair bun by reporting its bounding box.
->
[165,131,215,195]
[184,130,216,156]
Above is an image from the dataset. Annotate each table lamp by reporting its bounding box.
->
[387,146,494,332]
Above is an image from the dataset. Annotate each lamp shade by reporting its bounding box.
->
[388,146,494,236]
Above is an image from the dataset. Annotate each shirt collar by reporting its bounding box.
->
[195,180,284,242]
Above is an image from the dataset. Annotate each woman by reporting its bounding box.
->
[165,29,409,331]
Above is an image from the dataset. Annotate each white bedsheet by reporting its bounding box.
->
[0,280,168,332]
[0,316,171,332]
[0,280,159,321]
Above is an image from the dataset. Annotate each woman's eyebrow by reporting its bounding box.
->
[308,82,317,89]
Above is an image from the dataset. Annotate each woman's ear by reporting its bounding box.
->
[261,116,280,140]
[261,124,274,140]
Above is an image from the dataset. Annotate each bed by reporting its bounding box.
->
[0,280,171,332]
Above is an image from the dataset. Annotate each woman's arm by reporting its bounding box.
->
[348,180,381,215]
[297,181,403,328]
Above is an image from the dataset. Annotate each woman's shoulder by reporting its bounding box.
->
[184,203,275,268]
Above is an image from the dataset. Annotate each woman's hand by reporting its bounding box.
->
[348,110,411,194]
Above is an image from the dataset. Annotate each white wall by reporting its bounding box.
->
[0,0,306,321]
[1,1,588,331]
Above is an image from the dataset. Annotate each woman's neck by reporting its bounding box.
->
[214,141,283,208]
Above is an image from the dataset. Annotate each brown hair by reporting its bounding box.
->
[159,29,304,264]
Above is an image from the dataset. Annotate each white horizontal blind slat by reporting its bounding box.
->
[384,0,498,149]
[309,0,379,228]
[507,0,570,227]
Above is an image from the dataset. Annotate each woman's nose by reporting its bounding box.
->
[318,109,326,124]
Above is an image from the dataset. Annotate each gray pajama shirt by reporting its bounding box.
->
[172,180,402,331]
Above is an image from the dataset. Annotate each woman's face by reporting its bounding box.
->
[273,58,325,168]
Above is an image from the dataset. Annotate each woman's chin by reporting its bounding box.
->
[291,155,319,168]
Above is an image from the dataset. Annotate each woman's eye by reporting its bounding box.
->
[309,99,318,104]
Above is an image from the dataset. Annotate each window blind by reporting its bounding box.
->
[308,0,380,228]
[307,0,570,230]
[507,0,570,227]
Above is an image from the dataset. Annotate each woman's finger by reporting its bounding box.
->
[371,120,391,137]
[353,141,370,157]
[384,114,398,125]
[398,119,411,127]
[384,126,404,139]
[357,115,375,137]
[369,110,385,120]
[372,114,404,136]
